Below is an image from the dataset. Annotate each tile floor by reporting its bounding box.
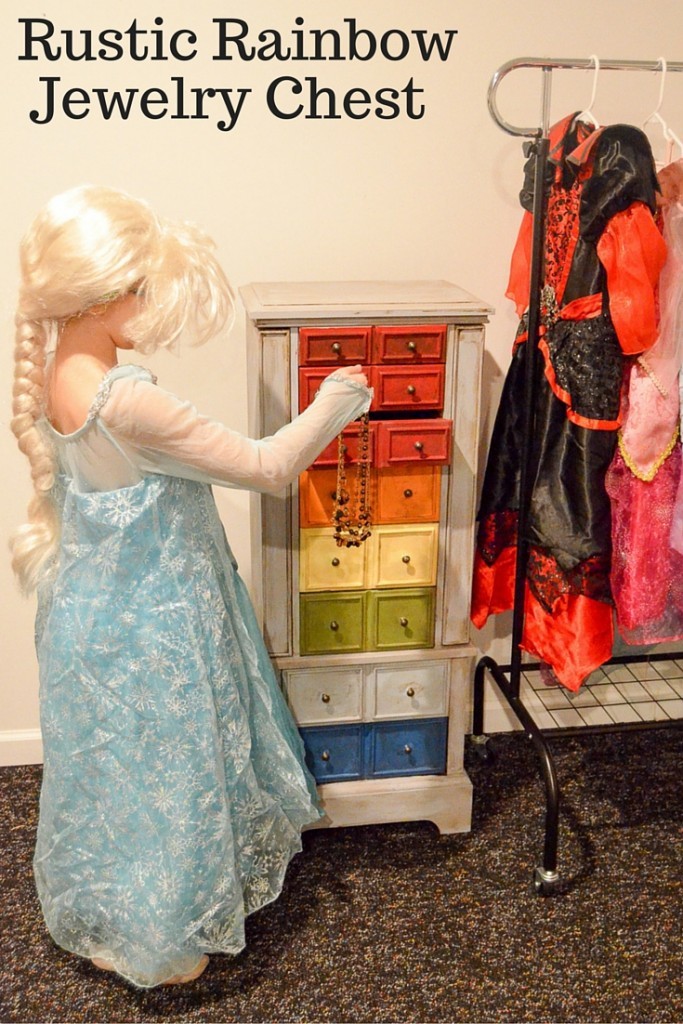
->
[521,658,683,730]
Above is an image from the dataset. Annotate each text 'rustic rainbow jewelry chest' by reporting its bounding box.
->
[241,281,491,833]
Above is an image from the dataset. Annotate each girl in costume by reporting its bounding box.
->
[11,185,371,987]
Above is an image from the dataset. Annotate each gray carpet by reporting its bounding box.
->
[1,728,682,1023]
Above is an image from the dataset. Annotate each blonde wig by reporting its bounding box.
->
[11,184,236,593]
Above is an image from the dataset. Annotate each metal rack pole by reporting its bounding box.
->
[508,68,551,702]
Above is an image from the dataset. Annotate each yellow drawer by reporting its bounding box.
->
[367,524,439,589]
[284,667,363,725]
[370,661,449,720]
[300,528,366,592]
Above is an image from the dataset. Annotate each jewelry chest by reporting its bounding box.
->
[241,280,491,833]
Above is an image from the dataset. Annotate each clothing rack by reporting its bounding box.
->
[472,56,683,895]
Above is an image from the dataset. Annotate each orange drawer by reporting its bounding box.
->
[300,467,378,527]
[313,422,376,468]
[371,325,446,364]
[300,467,339,527]
[376,465,441,523]
[372,365,444,413]
[376,420,452,468]
[299,327,371,366]
[299,367,371,413]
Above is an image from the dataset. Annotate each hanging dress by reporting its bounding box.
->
[34,363,371,988]
[606,158,683,644]
[471,115,666,691]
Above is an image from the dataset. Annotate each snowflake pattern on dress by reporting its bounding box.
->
[34,466,321,988]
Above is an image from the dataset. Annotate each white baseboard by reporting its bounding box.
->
[466,688,545,736]
[0,729,43,766]
[0,696,529,770]
[480,702,525,734]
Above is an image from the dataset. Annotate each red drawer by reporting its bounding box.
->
[371,325,446,364]
[313,422,376,468]
[300,327,371,366]
[372,365,445,413]
[299,367,371,413]
[376,420,452,468]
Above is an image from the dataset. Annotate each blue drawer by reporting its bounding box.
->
[300,724,364,783]
[364,717,448,778]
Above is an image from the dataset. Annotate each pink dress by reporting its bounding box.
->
[606,159,683,644]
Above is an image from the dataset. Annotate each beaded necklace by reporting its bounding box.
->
[332,413,372,547]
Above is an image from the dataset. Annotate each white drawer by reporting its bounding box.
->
[370,661,449,720]
[283,667,363,725]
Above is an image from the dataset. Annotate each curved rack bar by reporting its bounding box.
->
[488,56,683,138]
[475,657,561,881]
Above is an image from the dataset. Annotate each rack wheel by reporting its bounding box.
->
[533,865,561,895]
[469,734,493,762]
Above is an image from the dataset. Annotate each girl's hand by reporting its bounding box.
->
[327,364,368,389]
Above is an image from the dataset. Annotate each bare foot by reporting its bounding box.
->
[162,956,209,985]
[91,957,116,972]
[91,954,209,985]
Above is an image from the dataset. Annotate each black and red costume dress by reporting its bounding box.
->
[471,115,667,691]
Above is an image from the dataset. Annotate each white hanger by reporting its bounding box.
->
[644,58,683,163]
[576,55,601,129]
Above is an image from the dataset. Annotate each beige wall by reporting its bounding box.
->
[2,0,683,761]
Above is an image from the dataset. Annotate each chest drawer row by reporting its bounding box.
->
[300,718,448,783]
[300,465,441,528]
[301,365,445,414]
[299,324,447,366]
[312,419,452,469]
[300,523,438,592]
[300,587,435,655]
[283,660,450,725]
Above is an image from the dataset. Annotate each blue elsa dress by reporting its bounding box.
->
[34,364,370,987]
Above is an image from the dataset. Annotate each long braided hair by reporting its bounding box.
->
[11,185,235,593]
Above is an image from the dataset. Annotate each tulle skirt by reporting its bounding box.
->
[34,474,320,987]
[607,443,683,644]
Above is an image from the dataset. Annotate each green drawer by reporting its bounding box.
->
[300,592,367,655]
[367,587,435,651]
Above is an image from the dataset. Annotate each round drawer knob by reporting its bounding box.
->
[402,554,411,564]
[407,385,416,395]
[414,441,424,451]
[330,620,339,631]
[404,744,413,754]
[321,693,331,704]
[331,342,342,354]
[331,557,340,567]
[340,444,347,455]
[321,750,331,761]
[407,341,417,352]
[403,488,413,498]
[399,617,409,627]
[406,686,415,698]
